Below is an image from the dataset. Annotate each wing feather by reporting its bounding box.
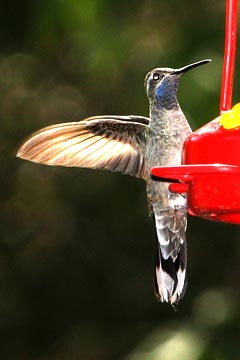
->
[17,115,150,179]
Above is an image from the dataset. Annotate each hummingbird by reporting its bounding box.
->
[17,59,211,305]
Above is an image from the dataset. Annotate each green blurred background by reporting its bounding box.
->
[1,0,240,359]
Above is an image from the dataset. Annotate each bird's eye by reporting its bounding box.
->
[153,72,160,81]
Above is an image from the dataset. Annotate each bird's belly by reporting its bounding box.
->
[146,138,182,207]
[146,180,169,208]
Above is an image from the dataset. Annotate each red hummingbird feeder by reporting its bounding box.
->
[151,0,240,224]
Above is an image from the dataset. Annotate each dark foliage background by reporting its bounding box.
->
[1,0,240,359]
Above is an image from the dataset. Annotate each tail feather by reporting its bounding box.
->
[154,237,187,305]
[153,204,187,305]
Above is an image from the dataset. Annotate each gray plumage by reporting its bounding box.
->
[17,59,211,305]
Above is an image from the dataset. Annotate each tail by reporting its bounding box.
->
[152,202,188,305]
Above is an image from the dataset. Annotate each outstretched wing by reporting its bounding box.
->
[17,115,150,179]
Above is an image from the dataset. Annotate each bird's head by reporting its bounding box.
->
[144,59,211,109]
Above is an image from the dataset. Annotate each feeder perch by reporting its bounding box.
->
[151,0,240,224]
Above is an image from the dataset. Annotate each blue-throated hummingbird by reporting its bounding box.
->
[17,59,211,305]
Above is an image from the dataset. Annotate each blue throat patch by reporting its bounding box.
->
[156,82,165,100]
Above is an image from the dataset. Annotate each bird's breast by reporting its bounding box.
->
[146,132,182,169]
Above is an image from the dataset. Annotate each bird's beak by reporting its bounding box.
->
[172,59,211,75]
